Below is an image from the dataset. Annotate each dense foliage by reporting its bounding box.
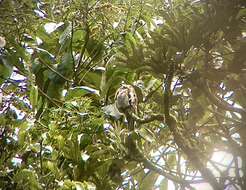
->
[0,0,246,189]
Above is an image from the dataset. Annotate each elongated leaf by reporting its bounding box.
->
[65,86,100,100]
[59,22,72,46]
[30,85,38,110]
[0,57,13,84]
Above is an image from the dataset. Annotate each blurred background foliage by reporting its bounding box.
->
[0,0,246,189]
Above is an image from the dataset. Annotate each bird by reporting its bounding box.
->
[114,82,138,114]
[115,83,139,154]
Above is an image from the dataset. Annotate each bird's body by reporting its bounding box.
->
[115,84,137,113]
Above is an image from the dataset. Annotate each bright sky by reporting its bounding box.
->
[154,150,240,190]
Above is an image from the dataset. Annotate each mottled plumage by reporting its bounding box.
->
[115,84,138,113]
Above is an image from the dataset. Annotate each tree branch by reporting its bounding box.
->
[131,113,164,124]
[164,66,223,190]
[204,81,246,115]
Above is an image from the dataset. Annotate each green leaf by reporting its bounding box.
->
[125,32,137,51]
[14,169,41,190]
[49,52,74,84]
[56,135,65,148]
[58,51,74,76]
[82,70,102,90]
[47,82,64,101]
[36,25,52,42]
[72,29,86,44]
[59,23,72,45]
[18,122,29,147]
[62,51,73,68]
[0,57,13,85]
[45,161,57,173]
[59,180,86,190]
[65,86,100,100]
[86,38,104,62]
[8,39,28,61]
[36,47,55,64]
[30,85,38,110]
[79,134,92,149]
[59,22,72,52]
[7,50,26,74]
